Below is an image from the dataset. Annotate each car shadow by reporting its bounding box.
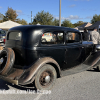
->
[0,79,9,90]
[87,67,99,72]
[8,83,36,91]
[0,79,36,91]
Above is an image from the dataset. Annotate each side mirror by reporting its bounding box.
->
[96,45,100,50]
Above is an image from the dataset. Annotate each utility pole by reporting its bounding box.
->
[31,11,32,23]
[59,0,61,26]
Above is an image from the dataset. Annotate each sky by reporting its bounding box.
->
[0,0,100,24]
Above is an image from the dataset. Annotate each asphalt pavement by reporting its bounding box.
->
[0,69,100,100]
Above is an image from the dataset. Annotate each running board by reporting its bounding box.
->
[61,64,91,77]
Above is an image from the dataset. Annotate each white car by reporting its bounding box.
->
[42,33,56,42]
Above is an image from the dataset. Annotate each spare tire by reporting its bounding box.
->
[0,48,15,75]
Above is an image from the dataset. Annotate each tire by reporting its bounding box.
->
[35,64,57,90]
[0,48,15,75]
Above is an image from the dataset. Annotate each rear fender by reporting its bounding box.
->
[18,57,61,85]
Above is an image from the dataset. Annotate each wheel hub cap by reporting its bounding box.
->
[45,75,50,83]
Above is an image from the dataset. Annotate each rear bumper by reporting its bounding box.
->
[0,67,36,86]
[0,75,18,85]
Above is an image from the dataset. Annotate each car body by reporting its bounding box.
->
[0,25,100,90]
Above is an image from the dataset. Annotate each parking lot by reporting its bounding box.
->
[0,69,100,100]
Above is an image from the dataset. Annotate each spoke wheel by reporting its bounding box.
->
[39,70,54,87]
[35,64,57,90]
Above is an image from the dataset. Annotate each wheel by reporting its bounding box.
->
[35,64,57,90]
[0,48,15,75]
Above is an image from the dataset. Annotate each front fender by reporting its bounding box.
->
[83,51,100,67]
[18,57,61,85]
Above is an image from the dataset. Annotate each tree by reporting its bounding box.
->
[0,13,4,20]
[3,7,18,21]
[0,20,3,23]
[91,14,100,24]
[16,18,28,25]
[0,13,4,23]
[52,19,59,26]
[32,11,54,25]
[62,20,74,28]
[74,21,84,27]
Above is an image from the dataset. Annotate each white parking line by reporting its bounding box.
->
[34,94,43,100]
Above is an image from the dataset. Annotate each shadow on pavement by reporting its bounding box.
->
[7,82,36,91]
[0,79,36,91]
[0,79,9,90]
[87,68,99,72]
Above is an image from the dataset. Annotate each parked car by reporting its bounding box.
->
[0,29,6,44]
[41,32,56,42]
[0,25,100,90]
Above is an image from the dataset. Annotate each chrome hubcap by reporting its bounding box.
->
[39,70,53,86]
[45,75,50,83]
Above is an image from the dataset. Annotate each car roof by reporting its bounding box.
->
[9,25,79,33]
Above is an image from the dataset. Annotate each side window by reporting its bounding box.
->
[41,31,64,45]
[8,31,22,40]
[66,32,81,43]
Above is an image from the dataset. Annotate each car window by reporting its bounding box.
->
[41,31,64,45]
[66,32,81,43]
[8,31,22,40]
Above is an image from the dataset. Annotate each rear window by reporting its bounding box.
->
[8,31,22,40]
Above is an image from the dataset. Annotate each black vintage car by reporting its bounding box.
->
[0,25,100,90]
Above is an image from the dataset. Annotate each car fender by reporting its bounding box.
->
[83,51,100,67]
[18,57,61,85]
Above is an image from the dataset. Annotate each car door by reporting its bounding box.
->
[39,30,66,68]
[63,31,85,70]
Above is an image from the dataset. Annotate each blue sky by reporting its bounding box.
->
[0,0,100,24]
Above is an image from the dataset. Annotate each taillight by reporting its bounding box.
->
[4,39,6,44]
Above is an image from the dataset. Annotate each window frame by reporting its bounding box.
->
[7,31,22,41]
[65,31,82,45]
[40,30,65,46]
